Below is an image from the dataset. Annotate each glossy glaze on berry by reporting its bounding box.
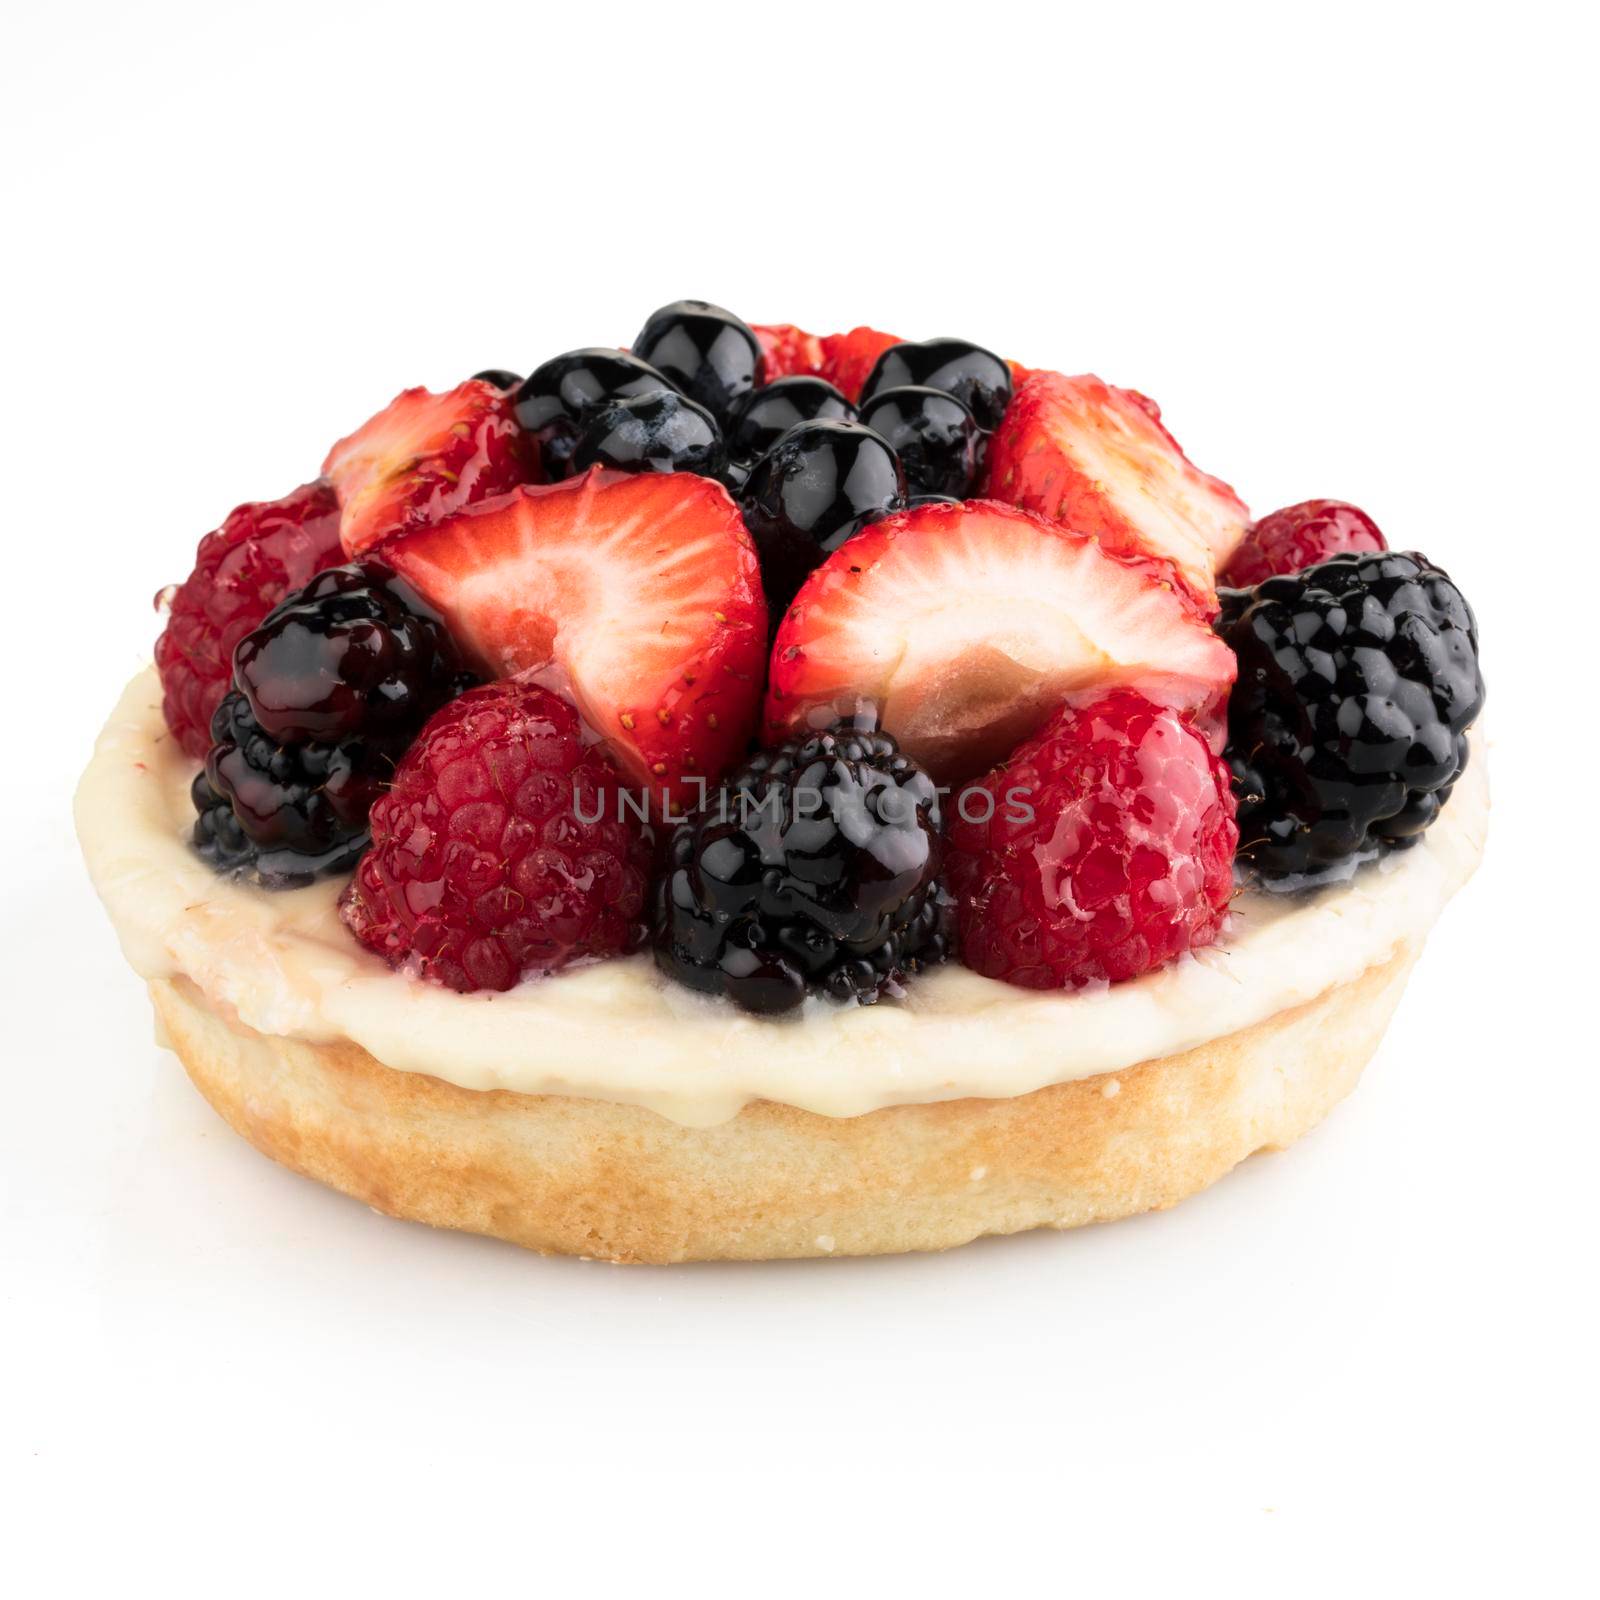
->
[512,348,673,478]
[860,338,1013,430]
[234,562,466,744]
[739,419,907,616]
[1221,499,1388,588]
[196,563,471,885]
[571,390,727,478]
[652,727,951,1013]
[1217,551,1484,885]
[856,385,980,498]
[154,480,345,759]
[631,300,765,422]
[726,376,855,462]
[471,368,522,390]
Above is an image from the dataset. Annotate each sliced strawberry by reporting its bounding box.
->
[752,323,825,381]
[764,499,1234,782]
[983,371,1249,605]
[322,380,536,557]
[818,326,903,401]
[381,470,767,806]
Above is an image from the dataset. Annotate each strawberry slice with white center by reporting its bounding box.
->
[323,379,536,557]
[984,371,1249,605]
[764,499,1234,782]
[381,469,767,806]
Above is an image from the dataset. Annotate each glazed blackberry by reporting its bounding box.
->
[233,561,464,744]
[571,390,727,478]
[726,376,855,462]
[512,348,673,478]
[471,368,522,390]
[857,385,980,498]
[198,562,471,886]
[859,338,1013,430]
[1218,550,1485,885]
[631,300,764,422]
[201,690,396,887]
[653,727,951,1014]
[739,419,907,617]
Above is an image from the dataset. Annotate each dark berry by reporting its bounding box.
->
[631,300,764,422]
[512,349,673,479]
[1217,550,1485,886]
[652,726,951,1014]
[739,419,907,615]
[856,385,980,498]
[726,376,855,462]
[570,390,727,478]
[908,493,960,507]
[233,561,465,745]
[860,338,1013,430]
[471,368,522,390]
[201,690,393,888]
[196,563,472,887]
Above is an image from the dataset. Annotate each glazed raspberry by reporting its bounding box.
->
[1220,499,1388,588]
[153,480,344,757]
[341,681,652,992]
[946,691,1238,989]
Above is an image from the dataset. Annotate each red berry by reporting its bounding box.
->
[154,480,345,758]
[322,380,537,558]
[752,322,825,381]
[1220,499,1388,588]
[818,326,903,401]
[946,690,1237,990]
[340,681,652,993]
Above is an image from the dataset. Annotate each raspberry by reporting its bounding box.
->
[154,480,344,757]
[340,682,652,992]
[1220,499,1387,588]
[946,691,1238,989]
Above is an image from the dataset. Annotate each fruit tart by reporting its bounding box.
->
[77,302,1488,1262]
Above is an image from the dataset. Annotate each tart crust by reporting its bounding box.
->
[150,944,1417,1263]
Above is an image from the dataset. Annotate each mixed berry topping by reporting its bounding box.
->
[1217,551,1484,884]
[155,298,1484,1004]
[652,727,951,1014]
[947,691,1238,988]
[341,681,652,991]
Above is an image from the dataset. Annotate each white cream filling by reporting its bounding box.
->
[76,669,1488,1128]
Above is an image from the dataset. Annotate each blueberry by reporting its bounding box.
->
[727,376,855,462]
[740,420,906,614]
[856,385,980,498]
[571,391,727,478]
[513,349,674,478]
[860,338,1013,430]
[632,300,764,422]
[471,369,522,390]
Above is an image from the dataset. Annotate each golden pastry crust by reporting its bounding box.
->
[150,945,1417,1263]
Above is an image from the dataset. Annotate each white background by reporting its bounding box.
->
[3,2,1595,1593]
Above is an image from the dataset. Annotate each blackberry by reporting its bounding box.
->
[652,726,951,1014]
[196,561,472,886]
[859,337,1013,431]
[1218,550,1485,886]
[200,690,395,887]
[471,368,522,390]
